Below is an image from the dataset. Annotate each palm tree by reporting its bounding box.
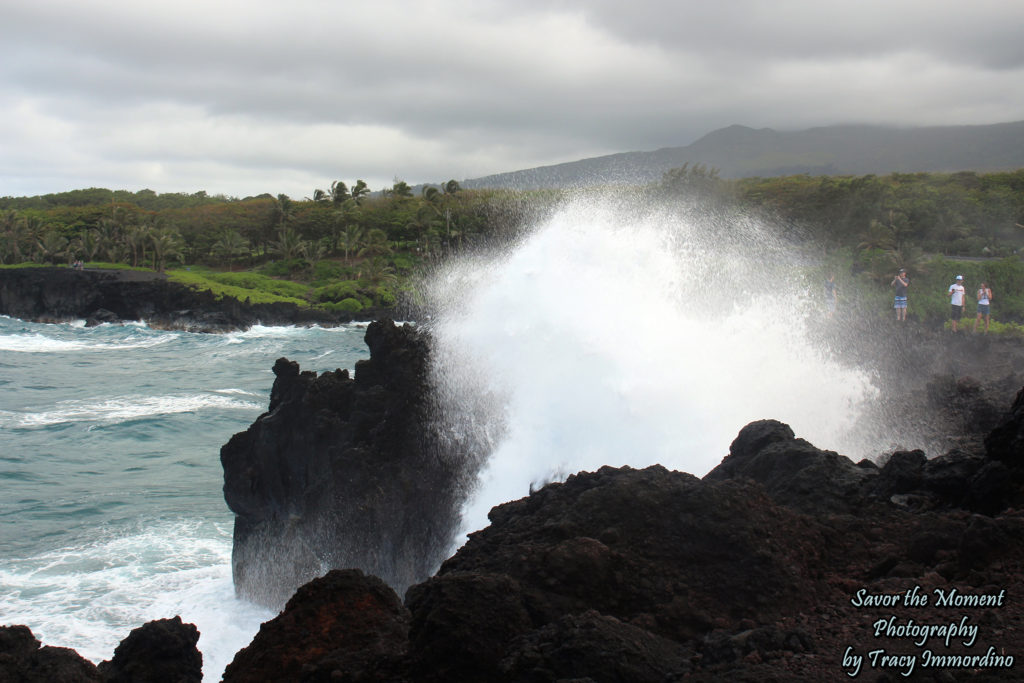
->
[123,223,153,268]
[331,198,360,253]
[1,210,27,263]
[312,188,328,203]
[271,227,304,260]
[887,243,928,277]
[149,228,183,272]
[339,224,364,265]
[358,228,391,259]
[96,218,124,263]
[419,227,441,260]
[23,217,46,256]
[69,229,101,263]
[35,229,69,265]
[361,256,398,285]
[330,181,350,207]
[857,220,895,252]
[273,194,294,231]
[300,239,328,272]
[407,205,442,248]
[390,180,413,198]
[211,230,250,270]
[421,185,441,205]
[350,180,370,205]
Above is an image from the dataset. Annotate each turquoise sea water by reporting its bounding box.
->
[0,315,371,679]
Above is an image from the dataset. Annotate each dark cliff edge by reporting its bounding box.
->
[220,320,482,608]
[218,386,1024,682]
[0,267,391,332]
[5,320,1024,681]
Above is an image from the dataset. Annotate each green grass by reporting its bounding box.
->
[941,319,1024,337]
[167,266,311,306]
[204,271,311,299]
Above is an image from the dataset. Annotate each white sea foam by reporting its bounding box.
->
[212,388,263,397]
[2,393,263,428]
[0,332,173,353]
[428,197,882,538]
[0,520,273,680]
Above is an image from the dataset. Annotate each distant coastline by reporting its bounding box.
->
[0,266,395,333]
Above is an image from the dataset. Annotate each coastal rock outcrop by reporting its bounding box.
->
[0,266,380,331]
[97,617,202,683]
[0,618,202,683]
[218,386,1024,681]
[221,320,479,608]
[222,569,410,682]
[0,625,101,682]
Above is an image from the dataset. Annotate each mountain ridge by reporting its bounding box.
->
[459,120,1024,190]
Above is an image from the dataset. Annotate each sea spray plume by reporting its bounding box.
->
[425,192,884,539]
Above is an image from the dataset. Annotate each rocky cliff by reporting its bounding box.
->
[215,395,1024,681]
[0,266,377,332]
[220,320,482,608]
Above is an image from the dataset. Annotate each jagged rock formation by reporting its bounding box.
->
[221,320,479,608]
[0,266,383,331]
[0,617,201,683]
[0,625,101,682]
[97,617,202,683]
[215,388,1024,681]
[223,569,410,682]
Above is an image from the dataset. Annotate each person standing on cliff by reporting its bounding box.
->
[891,269,909,321]
[974,281,993,333]
[948,275,966,331]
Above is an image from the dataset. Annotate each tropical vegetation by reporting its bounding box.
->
[1,168,1023,325]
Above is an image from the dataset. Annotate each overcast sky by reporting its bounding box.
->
[2,0,1023,199]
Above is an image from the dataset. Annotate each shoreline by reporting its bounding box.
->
[0,266,399,333]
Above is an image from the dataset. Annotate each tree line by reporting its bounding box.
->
[2,169,1022,323]
[0,178,537,275]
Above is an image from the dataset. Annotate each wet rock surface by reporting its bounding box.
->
[215,382,1024,681]
[97,616,202,683]
[0,618,202,683]
[222,569,410,683]
[221,320,476,608]
[0,625,101,683]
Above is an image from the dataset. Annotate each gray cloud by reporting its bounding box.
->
[2,0,1022,199]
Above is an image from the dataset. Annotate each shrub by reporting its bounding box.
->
[375,286,397,308]
[312,260,345,283]
[207,271,309,298]
[315,280,363,303]
[321,297,363,313]
[259,258,307,277]
[391,254,416,273]
[167,268,309,306]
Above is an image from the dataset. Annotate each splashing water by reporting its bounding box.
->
[427,196,881,538]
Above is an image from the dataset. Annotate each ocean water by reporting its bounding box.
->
[1,198,899,679]
[0,316,372,679]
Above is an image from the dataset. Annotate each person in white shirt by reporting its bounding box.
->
[948,275,966,331]
[974,281,993,333]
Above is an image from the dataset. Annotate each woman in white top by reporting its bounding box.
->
[974,281,993,333]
